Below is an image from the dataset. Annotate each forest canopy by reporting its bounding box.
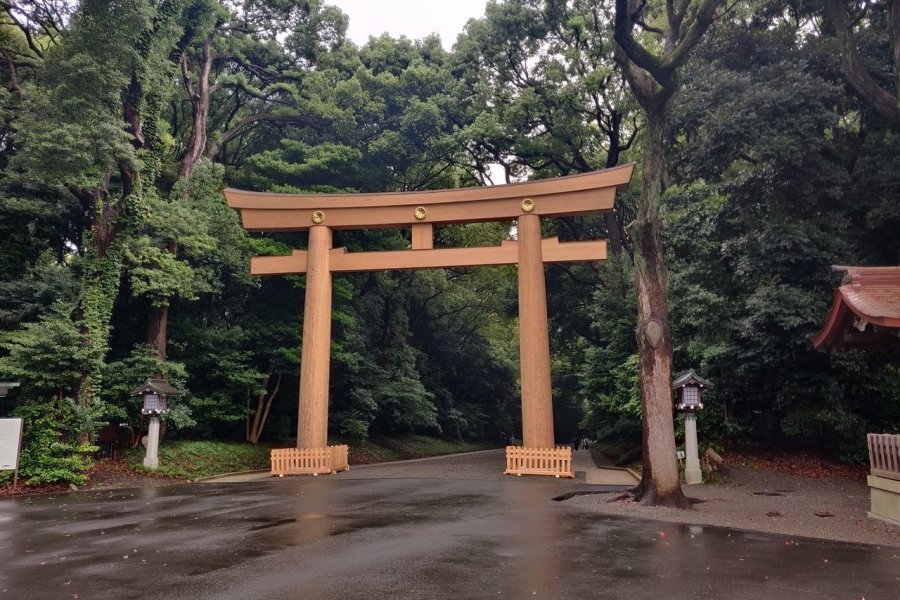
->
[0,0,898,485]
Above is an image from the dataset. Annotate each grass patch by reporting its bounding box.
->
[124,435,498,480]
[128,441,270,480]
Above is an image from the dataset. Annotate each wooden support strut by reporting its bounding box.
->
[249,237,607,275]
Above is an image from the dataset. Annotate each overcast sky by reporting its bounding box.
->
[330,0,489,49]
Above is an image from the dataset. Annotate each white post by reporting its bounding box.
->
[684,413,702,484]
[144,416,160,470]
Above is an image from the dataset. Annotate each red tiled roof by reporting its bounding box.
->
[812,266,900,349]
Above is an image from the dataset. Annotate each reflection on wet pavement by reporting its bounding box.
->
[0,464,896,600]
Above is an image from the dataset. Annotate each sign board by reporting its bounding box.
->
[0,418,23,487]
[676,450,686,460]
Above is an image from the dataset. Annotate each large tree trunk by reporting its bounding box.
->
[146,31,215,362]
[631,104,689,508]
[824,0,900,129]
[147,305,168,361]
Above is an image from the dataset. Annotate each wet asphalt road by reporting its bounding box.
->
[1,451,898,600]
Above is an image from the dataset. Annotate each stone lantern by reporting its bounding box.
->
[673,369,714,485]
[131,378,180,470]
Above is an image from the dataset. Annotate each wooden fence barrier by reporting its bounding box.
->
[505,445,574,478]
[868,434,900,482]
[270,445,350,476]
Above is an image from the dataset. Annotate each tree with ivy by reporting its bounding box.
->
[613,0,725,506]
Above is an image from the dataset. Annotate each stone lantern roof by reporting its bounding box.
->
[672,369,714,389]
[130,378,181,397]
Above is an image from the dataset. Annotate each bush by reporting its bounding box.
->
[15,399,96,485]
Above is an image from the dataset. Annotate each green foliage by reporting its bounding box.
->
[132,440,271,479]
[99,344,191,439]
[0,304,86,398]
[15,399,96,485]
[3,0,900,477]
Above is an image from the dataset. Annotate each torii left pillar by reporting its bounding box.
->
[297,225,332,448]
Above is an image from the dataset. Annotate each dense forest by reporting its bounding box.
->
[0,0,898,486]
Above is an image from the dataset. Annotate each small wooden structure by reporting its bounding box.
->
[271,445,349,476]
[226,165,634,478]
[504,445,574,478]
[867,434,900,526]
[868,434,900,481]
[814,266,900,525]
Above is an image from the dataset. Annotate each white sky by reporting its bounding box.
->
[330,0,490,49]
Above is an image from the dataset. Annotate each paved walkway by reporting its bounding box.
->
[2,455,897,600]
[204,448,640,486]
[571,448,640,485]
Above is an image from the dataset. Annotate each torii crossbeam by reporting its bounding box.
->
[226,164,634,477]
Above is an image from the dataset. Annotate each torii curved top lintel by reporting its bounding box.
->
[225,163,635,231]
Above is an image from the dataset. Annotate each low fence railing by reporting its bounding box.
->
[271,445,350,476]
[505,445,574,478]
[868,434,900,482]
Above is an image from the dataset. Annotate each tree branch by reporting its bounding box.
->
[206,113,322,160]
[824,0,900,128]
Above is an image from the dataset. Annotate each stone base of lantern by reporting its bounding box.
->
[684,461,702,485]
[143,416,160,470]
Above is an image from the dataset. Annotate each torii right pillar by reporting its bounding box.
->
[517,213,554,448]
[504,211,574,478]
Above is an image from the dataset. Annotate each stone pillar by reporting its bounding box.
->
[297,225,333,449]
[517,213,554,448]
[684,413,702,484]
[144,416,160,470]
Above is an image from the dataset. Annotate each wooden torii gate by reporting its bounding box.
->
[225,164,634,477]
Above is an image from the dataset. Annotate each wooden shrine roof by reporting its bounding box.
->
[225,164,635,231]
[813,266,900,350]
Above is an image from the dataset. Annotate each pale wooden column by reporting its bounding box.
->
[517,213,555,448]
[297,225,333,448]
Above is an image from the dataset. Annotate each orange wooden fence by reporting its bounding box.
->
[505,446,574,478]
[270,445,350,476]
[868,434,900,481]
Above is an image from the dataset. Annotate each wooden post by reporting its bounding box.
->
[517,214,554,448]
[297,225,333,448]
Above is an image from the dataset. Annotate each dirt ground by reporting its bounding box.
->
[0,458,177,498]
[567,454,900,548]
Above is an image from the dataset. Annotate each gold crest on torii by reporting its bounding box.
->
[226,164,634,478]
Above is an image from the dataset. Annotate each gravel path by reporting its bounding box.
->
[565,465,900,548]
